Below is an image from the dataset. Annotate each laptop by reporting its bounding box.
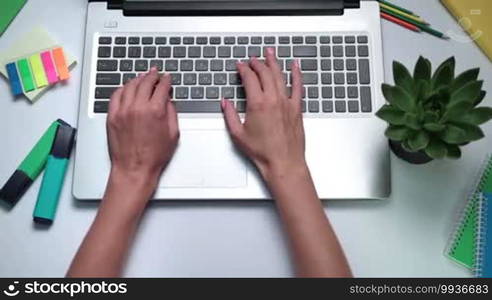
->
[73,0,390,200]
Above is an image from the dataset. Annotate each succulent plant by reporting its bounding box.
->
[376,56,492,160]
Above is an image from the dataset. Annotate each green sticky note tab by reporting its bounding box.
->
[17,58,35,92]
[18,121,60,179]
[29,54,48,88]
[0,0,27,36]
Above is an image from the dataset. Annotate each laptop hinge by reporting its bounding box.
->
[109,0,360,16]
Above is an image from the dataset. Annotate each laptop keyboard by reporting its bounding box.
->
[93,34,372,114]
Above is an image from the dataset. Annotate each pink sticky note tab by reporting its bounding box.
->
[41,51,58,84]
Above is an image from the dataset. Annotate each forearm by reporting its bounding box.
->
[67,169,157,277]
[265,164,352,278]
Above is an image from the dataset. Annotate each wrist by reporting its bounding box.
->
[261,159,310,187]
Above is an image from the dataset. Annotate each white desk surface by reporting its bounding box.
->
[1,0,491,277]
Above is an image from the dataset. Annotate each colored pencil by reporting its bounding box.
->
[379,2,429,25]
[381,7,449,40]
[377,0,417,17]
[381,12,421,32]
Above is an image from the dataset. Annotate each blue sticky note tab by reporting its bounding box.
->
[6,62,23,96]
[480,192,492,278]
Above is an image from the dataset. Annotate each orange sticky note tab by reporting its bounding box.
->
[52,47,70,80]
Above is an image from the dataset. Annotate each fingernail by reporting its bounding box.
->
[221,98,226,110]
[151,67,158,73]
[293,60,299,69]
[267,47,274,55]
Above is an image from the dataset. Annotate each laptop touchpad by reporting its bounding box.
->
[158,130,248,188]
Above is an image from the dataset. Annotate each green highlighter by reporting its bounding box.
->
[0,120,66,206]
[33,124,76,225]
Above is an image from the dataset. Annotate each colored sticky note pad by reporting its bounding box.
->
[3,46,73,96]
[17,58,35,92]
[52,47,70,80]
[41,51,58,84]
[29,54,48,88]
[5,62,23,96]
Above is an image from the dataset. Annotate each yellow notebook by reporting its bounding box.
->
[441,0,492,61]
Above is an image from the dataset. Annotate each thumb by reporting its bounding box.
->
[221,98,244,141]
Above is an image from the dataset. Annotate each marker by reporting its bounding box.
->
[33,123,76,225]
[0,120,65,206]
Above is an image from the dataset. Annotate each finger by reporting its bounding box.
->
[249,57,277,99]
[166,101,179,138]
[265,47,287,98]
[221,98,244,141]
[290,59,303,103]
[151,73,172,106]
[121,73,145,110]
[136,67,160,103]
[237,62,263,104]
[108,86,123,116]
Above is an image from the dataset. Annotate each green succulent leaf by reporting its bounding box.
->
[446,144,462,159]
[455,107,492,125]
[475,90,487,106]
[389,85,415,112]
[414,56,432,81]
[401,140,414,152]
[432,57,455,89]
[376,105,406,125]
[440,124,467,144]
[424,123,446,132]
[425,138,448,159]
[415,80,431,102]
[381,84,395,104]
[442,100,474,122]
[385,125,409,141]
[393,61,414,94]
[404,113,421,130]
[450,80,483,104]
[450,68,480,91]
[408,131,430,151]
[451,123,485,142]
[423,111,440,123]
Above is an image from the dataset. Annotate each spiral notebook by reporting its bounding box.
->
[446,155,492,277]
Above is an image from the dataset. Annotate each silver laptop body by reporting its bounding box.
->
[73,0,390,200]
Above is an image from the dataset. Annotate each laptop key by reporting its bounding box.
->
[149,60,163,71]
[322,101,334,112]
[95,87,118,99]
[346,59,357,70]
[251,36,262,44]
[359,59,371,84]
[308,101,319,112]
[210,37,221,44]
[357,36,368,44]
[214,73,227,85]
[128,37,140,44]
[333,59,344,70]
[135,60,148,72]
[277,46,291,58]
[143,46,156,58]
[224,37,236,44]
[188,46,201,58]
[173,101,222,113]
[308,87,319,99]
[142,37,153,45]
[113,47,126,58]
[238,36,249,44]
[279,36,290,44]
[218,47,231,58]
[236,101,246,112]
[346,46,356,57]
[115,37,126,44]
[165,60,178,71]
[264,36,275,44]
[171,73,182,85]
[229,73,241,85]
[222,87,235,99]
[248,46,261,58]
[128,46,141,58]
[360,87,372,112]
[292,36,303,44]
[175,87,189,99]
[345,36,356,44]
[173,47,186,58]
[293,46,317,57]
[301,59,317,71]
[195,60,209,71]
[348,86,358,98]
[305,36,317,44]
[199,73,212,85]
[183,37,194,44]
[94,101,109,113]
[320,46,331,57]
[170,37,181,45]
[196,37,208,45]
[320,36,330,44]
[322,87,333,99]
[301,101,307,112]
[333,46,344,57]
[321,73,332,85]
[123,73,136,84]
[233,46,246,58]
[347,73,358,85]
[96,73,121,85]
[301,73,318,85]
[206,87,220,99]
[335,87,345,98]
[184,73,197,85]
[99,37,112,45]
[210,60,224,71]
[226,60,238,71]
[155,37,167,44]
[332,36,343,44]
[321,59,332,71]
[236,87,246,99]
[180,60,194,71]
[335,100,346,112]
[158,46,171,58]
[191,87,205,99]
[98,47,111,58]
[203,46,216,58]
[97,60,118,71]
[348,100,359,112]
[358,45,369,57]
[334,73,345,84]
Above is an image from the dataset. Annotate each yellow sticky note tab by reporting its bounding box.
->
[29,54,48,88]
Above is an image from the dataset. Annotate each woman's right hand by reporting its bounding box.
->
[221,48,307,182]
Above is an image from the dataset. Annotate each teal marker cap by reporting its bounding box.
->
[33,124,76,225]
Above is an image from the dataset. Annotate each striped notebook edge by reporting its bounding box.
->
[474,192,488,277]
[446,155,492,269]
